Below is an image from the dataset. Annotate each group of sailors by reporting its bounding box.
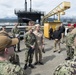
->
[54,23,76,75]
[48,23,76,75]
[0,21,45,75]
[24,23,44,69]
[1,21,76,75]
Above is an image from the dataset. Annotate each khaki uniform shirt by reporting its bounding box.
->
[33,30,43,50]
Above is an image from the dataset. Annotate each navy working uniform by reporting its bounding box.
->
[24,26,36,69]
[11,23,21,52]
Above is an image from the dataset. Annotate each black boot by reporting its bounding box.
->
[29,64,34,68]
[65,57,71,60]
[18,50,21,52]
[39,62,44,65]
[34,62,38,65]
[24,64,27,70]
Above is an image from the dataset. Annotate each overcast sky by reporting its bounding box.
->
[0,0,76,18]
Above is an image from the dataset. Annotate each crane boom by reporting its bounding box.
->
[42,1,70,23]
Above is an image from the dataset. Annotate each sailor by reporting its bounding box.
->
[0,34,26,75]
[33,24,44,65]
[54,28,76,75]
[0,31,20,65]
[11,23,21,52]
[65,25,75,60]
[24,26,36,69]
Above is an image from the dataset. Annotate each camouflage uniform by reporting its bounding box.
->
[9,53,20,66]
[0,60,26,75]
[65,33,76,59]
[54,56,76,75]
[24,32,36,68]
[11,27,21,51]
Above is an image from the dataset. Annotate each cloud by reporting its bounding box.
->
[0,3,12,8]
[0,0,76,18]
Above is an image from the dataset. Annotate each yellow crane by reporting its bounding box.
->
[42,1,70,23]
[43,1,70,38]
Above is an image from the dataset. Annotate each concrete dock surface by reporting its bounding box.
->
[17,38,67,75]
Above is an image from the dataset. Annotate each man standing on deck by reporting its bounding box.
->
[11,23,21,52]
